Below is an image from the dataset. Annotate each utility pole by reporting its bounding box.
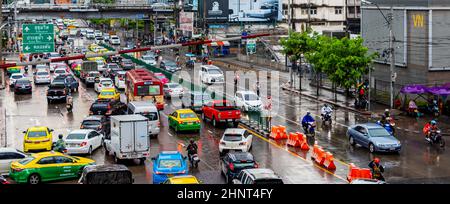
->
[0,3,4,89]
[307,0,311,29]
[288,0,292,87]
[389,5,395,109]
[154,11,157,45]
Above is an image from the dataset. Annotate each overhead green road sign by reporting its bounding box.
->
[22,24,55,53]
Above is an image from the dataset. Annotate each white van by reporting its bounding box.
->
[127,101,160,138]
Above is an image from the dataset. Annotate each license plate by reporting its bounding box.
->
[34,141,40,144]
[389,147,395,150]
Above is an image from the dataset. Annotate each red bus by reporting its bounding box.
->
[125,69,165,110]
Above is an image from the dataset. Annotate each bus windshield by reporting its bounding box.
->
[137,85,161,96]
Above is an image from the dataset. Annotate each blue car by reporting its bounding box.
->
[152,151,188,184]
[347,123,401,153]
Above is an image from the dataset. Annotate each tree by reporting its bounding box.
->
[280,29,318,90]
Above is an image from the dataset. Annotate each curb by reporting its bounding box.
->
[281,84,374,116]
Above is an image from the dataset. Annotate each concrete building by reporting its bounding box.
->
[283,0,350,34]
[362,0,450,101]
[346,0,361,33]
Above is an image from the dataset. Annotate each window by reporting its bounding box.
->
[54,156,73,164]
[348,7,355,14]
[38,157,55,165]
[335,7,343,15]
[301,9,307,15]
[310,8,317,15]
[137,85,161,96]
[158,159,182,168]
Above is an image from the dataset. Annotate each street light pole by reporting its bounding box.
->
[288,0,292,87]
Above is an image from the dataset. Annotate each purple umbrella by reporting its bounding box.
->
[400,84,427,94]
[443,83,450,88]
[426,86,450,96]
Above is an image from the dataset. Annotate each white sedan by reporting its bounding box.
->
[163,83,184,98]
[53,68,69,78]
[114,71,126,89]
[94,77,114,93]
[0,148,27,175]
[141,55,156,66]
[219,128,253,155]
[65,129,104,155]
[234,91,262,112]
[9,73,25,87]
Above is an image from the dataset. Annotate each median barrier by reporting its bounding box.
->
[287,132,301,147]
[323,152,336,170]
[311,144,326,165]
[347,163,372,182]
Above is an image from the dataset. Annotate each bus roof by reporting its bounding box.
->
[126,69,162,85]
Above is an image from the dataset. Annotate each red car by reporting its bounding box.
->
[201,100,241,127]
[154,73,169,84]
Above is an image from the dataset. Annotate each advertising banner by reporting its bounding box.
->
[179,12,194,32]
[229,0,281,22]
[205,0,229,22]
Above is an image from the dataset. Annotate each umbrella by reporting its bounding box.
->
[400,84,427,94]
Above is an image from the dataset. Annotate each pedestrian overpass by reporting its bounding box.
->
[1,3,176,20]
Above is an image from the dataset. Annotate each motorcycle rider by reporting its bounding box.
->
[301,112,315,132]
[423,120,439,140]
[321,104,333,120]
[54,134,66,153]
[186,139,198,162]
[66,91,73,112]
[368,157,385,181]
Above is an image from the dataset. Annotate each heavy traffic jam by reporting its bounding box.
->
[0,18,448,185]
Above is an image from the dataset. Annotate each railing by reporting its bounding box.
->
[4,3,174,10]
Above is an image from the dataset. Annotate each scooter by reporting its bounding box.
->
[189,153,200,168]
[426,130,445,148]
[66,103,73,113]
[322,112,332,126]
[376,120,395,136]
[303,121,316,136]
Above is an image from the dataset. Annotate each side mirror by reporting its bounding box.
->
[151,157,156,161]
[50,129,54,132]
[22,131,27,134]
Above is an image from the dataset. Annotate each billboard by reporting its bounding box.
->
[179,12,194,32]
[205,0,230,22]
[230,0,282,22]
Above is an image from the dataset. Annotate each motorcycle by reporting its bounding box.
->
[376,120,396,136]
[354,97,368,109]
[66,103,73,112]
[303,121,316,136]
[188,153,200,168]
[426,130,445,148]
[322,112,332,126]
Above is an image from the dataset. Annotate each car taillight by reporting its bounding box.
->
[89,111,93,115]
[239,142,247,146]
[229,163,234,171]
[42,138,50,142]
[80,142,87,147]
[25,140,32,143]
[1,180,10,184]
[179,170,186,174]
[97,125,103,130]
[178,121,183,124]
[99,84,102,87]
[157,122,161,127]
[168,90,172,92]
[254,162,259,168]
[220,141,226,145]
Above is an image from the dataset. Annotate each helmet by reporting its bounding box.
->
[189,139,195,144]
[374,158,380,164]
[431,120,437,125]
[385,109,389,112]
[58,134,63,139]
[306,111,311,115]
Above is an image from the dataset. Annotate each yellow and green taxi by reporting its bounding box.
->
[168,109,201,133]
[6,65,23,75]
[23,126,54,153]
[88,43,99,51]
[98,88,120,100]
[163,175,200,184]
[9,152,95,184]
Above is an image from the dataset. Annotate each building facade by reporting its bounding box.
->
[362,0,450,99]
[282,0,360,34]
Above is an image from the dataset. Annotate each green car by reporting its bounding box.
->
[9,152,95,184]
[7,66,22,75]
[168,109,201,133]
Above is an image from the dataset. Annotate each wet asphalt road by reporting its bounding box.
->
[3,34,450,184]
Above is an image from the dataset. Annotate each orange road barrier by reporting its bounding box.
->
[287,132,301,147]
[298,133,310,151]
[311,144,326,165]
[269,125,288,140]
[347,163,372,182]
[323,152,336,170]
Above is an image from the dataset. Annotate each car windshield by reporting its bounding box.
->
[16,80,29,84]
[18,157,34,165]
[55,70,65,74]
[37,72,48,76]
[244,94,258,101]
[223,134,243,141]
[156,75,166,79]
[168,84,181,89]
[208,69,222,74]
[89,73,100,77]
[27,131,47,138]
[67,133,86,140]
[142,112,158,121]
[82,120,101,127]
[369,128,390,137]
[11,75,23,79]
[164,61,176,66]
[143,56,154,61]
[194,94,210,100]
[180,113,197,119]
[158,159,182,168]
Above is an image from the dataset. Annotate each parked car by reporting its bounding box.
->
[182,91,212,112]
[219,128,253,155]
[199,65,224,84]
[201,100,241,127]
[94,78,114,93]
[22,126,54,152]
[78,164,133,184]
[9,152,95,184]
[9,73,25,87]
[163,83,184,99]
[14,79,32,94]
[81,115,111,136]
[347,123,402,153]
[151,151,188,184]
[66,129,104,155]
[89,99,126,116]
[33,69,51,84]
[220,152,258,183]
[0,148,27,174]
[234,91,262,112]
[232,168,284,184]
